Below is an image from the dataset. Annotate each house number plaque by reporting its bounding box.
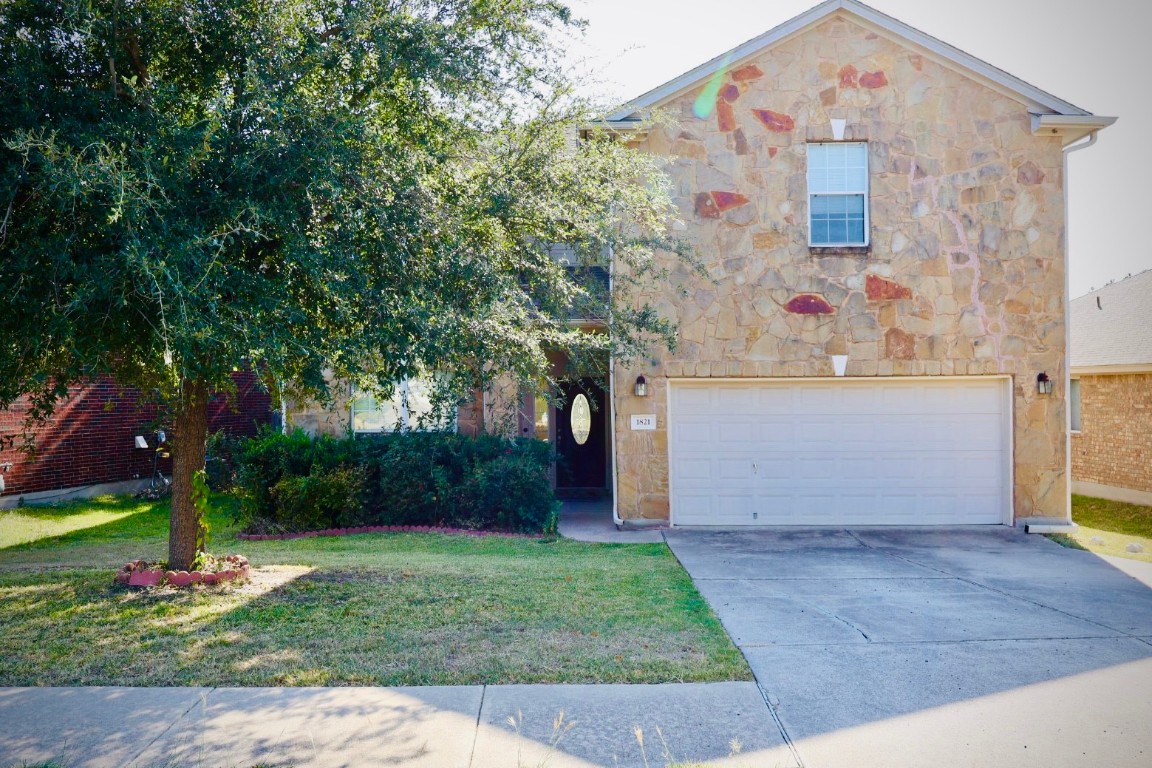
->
[630,414,657,431]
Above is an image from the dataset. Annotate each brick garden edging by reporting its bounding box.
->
[116,555,251,587]
[236,525,545,541]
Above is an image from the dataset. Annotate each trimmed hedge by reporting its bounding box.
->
[235,430,557,534]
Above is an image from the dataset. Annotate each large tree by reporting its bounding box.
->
[0,0,682,569]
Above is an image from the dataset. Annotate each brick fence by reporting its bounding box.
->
[1071,373,1152,494]
[0,373,272,498]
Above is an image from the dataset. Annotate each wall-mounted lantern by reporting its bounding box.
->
[634,375,648,397]
[1036,372,1054,396]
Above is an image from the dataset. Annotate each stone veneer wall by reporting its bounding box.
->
[614,15,1069,522]
[1072,374,1152,494]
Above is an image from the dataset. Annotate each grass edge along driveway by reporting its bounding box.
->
[0,495,751,687]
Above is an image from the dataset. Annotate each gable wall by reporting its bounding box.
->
[614,15,1068,522]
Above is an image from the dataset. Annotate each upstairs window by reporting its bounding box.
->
[808,142,869,247]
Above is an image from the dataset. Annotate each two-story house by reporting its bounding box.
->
[290,0,1115,529]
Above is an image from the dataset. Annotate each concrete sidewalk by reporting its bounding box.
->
[0,682,797,768]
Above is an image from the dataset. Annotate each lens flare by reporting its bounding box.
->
[692,54,733,119]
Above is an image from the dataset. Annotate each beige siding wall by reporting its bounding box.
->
[615,16,1068,522]
[1072,374,1152,494]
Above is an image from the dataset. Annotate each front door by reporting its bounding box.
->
[555,379,608,496]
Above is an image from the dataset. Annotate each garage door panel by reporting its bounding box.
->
[718,422,755,444]
[669,379,1009,526]
[717,458,753,481]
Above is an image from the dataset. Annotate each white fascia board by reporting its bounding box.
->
[606,0,1096,124]
[1032,114,1119,146]
[1071,364,1152,376]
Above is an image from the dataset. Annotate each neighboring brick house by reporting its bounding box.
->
[1070,270,1152,506]
[0,372,273,506]
[291,0,1115,527]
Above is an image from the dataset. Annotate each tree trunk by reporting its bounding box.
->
[168,379,209,571]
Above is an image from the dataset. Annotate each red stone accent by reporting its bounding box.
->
[838,64,858,88]
[866,274,913,301]
[731,64,764,81]
[695,191,750,218]
[768,147,778,159]
[1017,161,1046,185]
[752,109,795,133]
[711,191,750,212]
[860,71,888,89]
[716,100,737,132]
[885,327,916,360]
[695,193,720,219]
[785,294,836,315]
[733,128,749,155]
[719,83,740,103]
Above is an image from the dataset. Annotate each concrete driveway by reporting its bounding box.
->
[665,527,1152,768]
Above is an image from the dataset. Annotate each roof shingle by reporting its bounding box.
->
[1070,270,1152,368]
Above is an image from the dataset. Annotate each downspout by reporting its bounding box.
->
[607,246,624,527]
[1062,131,1099,522]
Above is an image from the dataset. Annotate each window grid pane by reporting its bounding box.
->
[808,142,868,245]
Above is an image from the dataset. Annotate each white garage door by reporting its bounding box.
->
[669,378,1011,526]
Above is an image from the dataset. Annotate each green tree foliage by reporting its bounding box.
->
[0,0,684,568]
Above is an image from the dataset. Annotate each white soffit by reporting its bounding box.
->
[606,0,1108,126]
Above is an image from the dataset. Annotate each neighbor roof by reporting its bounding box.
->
[1071,270,1152,369]
[605,0,1115,145]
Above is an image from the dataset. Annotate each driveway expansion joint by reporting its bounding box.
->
[756,683,806,768]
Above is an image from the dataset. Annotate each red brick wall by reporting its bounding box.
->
[1071,373,1152,494]
[0,373,272,498]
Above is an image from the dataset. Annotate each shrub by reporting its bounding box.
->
[236,428,361,521]
[204,429,245,491]
[459,453,559,533]
[233,429,555,533]
[269,465,367,532]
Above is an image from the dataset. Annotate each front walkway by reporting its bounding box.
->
[557,499,666,543]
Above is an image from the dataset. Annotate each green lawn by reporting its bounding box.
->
[0,495,750,687]
[1052,494,1152,564]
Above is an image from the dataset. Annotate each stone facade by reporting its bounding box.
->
[614,16,1069,522]
[1072,374,1152,495]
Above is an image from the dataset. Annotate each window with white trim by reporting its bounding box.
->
[807,142,869,247]
[1070,378,1082,432]
[352,377,456,433]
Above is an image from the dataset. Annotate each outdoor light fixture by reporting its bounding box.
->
[134,436,149,449]
[1036,372,1054,396]
[634,375,648,397]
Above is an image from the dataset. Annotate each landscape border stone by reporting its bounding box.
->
[115,555,251,588]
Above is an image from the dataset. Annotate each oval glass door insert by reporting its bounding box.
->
[570,394,591,445]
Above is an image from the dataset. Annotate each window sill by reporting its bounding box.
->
[810,246,872,256]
